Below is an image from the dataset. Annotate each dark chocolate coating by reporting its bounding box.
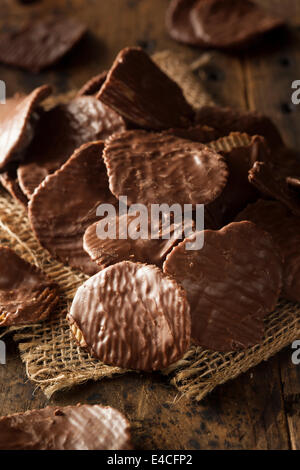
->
[104,130,228,207]
[68,261,191,371]
[18,0,41,4]
[163,124,220,143]
[166,0,284,49]
[0,170,28,206]
[0,405,132,450]
[249,147,300,217]
[205,133,266,228]
[84,214,194,269]
[28,141,116,275]
[98,47,195,130]
[166,0,200,46]
[0,15,86,73]
[196,0,283,49]
[77,71,108,97]
[0,246,59,327]
[196,105,284,150]
[0,85,51,171]
[236,199,300,303]
[163,222,282,352]
[18,96,125,198]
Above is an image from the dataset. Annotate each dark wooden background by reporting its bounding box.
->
[0,0,300,450]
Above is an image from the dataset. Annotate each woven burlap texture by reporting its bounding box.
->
[0,51,299,401]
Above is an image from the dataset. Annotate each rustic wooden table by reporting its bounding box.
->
[0,0,300,450]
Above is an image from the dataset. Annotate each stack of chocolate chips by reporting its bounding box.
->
[0,46,299,369]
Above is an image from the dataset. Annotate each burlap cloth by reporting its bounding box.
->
[0,51,299,401]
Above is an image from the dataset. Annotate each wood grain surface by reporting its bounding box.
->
[0,0,300,450]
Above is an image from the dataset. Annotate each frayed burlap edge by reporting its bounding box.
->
[0,51,299,401]
[0,192,126,397]
[163,300,300,401]
[153,50,214,108]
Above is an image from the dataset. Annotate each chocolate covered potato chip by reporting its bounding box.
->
[97,47,195,130]
[84,214,194,269]
[0,85,51,171]
[205,132,267,228]
[68,261,191,371]
[166,0,284,50]
[249,147,300,217]
[196,105,284,150]
[0,15,87,73]
[18,95,125,199]
[164,222,282,351]
[0,405,132,450]
[28,141,116,275]
[236,199,300,304]
[0,246,59,327]
[103,130,228,207]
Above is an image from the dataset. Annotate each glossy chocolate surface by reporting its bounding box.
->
[68,261,191,370]
[163,222,282,351]
[28,141,116,275]
[104,130,228,207]
[0,246,59,327]
[98,47,195,130]
[18,96,125,198]
[236,199,300,303]
[0,85,51,171]
[0,15,86,72]
[0,405,132,450]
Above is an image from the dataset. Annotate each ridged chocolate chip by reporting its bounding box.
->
[196,105,284,150]
[0,405,132,450]
[97,47,195,130]
[0,85,51,171]
[68,261,191,371]
[104,130,228,207]
[0,246,59,327]
[84,214,194,269]
[28,141,116,275]
[18,96,125,198]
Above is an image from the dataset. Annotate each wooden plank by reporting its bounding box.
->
[0,337,47,416]
[279,348,300,450]
[0,340,290,450]
[189,3,291,447]
[280,348,300,398]
[243,0,300,148]
[190,51,247,108]
[0,0,194,97]
[286,402,300,450]
[243,0,300,450]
